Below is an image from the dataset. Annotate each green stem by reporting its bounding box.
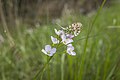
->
[61,54,65,80]
[34,56,53,80]
[34,39,62,80]
[47,56,51,80]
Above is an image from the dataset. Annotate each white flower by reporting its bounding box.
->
[61,34,73,45]
[51,36,59,44]
[67,44,76,56]
[41,45,56,56]
[54,29,64,36]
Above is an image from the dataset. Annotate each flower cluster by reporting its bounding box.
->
[42,22,82,56]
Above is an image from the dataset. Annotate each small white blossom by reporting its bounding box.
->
[67,44,76,56]
[42,45,56,56]
[51,36,59,44]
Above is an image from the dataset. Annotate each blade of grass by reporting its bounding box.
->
[106,65,116,80]
[103,36,111,80]
[78,0,107,80]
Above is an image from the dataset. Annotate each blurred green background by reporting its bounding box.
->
[0,0,120,80]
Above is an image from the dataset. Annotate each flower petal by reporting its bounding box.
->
[66,34,74,39]
[45,45,51,52]
[50,48,56,54]
[67,44,74,51]
[67,44,72,47]
[41,49,47,55]
[49,48,56,56]
[71,51,76,56]
[61,34,66,41]
[67,49,76,56]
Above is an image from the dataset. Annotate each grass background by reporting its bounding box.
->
[0,0,120,80]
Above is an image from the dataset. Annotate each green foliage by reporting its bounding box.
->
[0,2,120,80]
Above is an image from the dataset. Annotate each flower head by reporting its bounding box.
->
[51,36,59,44]
[42,45,56,56]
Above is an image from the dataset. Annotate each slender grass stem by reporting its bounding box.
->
[103,36,111,80]
[79,0,107,80]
